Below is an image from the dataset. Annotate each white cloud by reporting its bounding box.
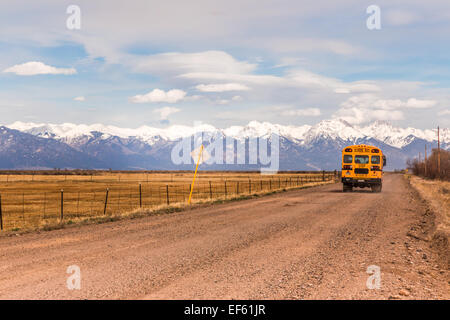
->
[403,98,437,109]
[132,51,256,75]
[333,95,436,124]
[438,109,450,116]
[287,70,381,93]
[3,61,76,76]
[334,88,350,94]
[179,72,283,86]
[281,108,321,117]
[180,68,381,95]
[216,99,230,105]
[74,96,85,101]
[130,89,187,103]
[340,95,436,111]
[385,10,420,26]
[335,107,404,125]
[154,106,181,120]
[261,38,362,56]
[334,83,381,94]
[214,95,244,105]
[195,83,250,92]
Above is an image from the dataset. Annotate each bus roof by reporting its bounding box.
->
[341,144,382,153]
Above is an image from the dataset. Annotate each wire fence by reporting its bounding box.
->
[0,172,337,231]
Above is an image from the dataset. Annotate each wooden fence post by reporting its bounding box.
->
[22,193,25,220]
[76,192,80,216]
[224,181,227,198]
[209,181,212,199]
[139,184,142,208]
[260,180,263,191]
[249,179,252,194]
[60,189,64,222]
[166,185,170,205]
[269,179,272,190]
[103,188,109,215]
[118,188,121,211]
[237,181,240,194]
[0,194,3,231]
[43,192,47,219]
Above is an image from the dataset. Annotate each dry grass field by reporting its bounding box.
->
[409,175,450,235]
[0,171,336,232]
[408,175,450,267]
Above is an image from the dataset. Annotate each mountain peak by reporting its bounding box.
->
[4,119,447,147]
[305,118,362,142]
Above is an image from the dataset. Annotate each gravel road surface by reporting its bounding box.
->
[0,174,448,299]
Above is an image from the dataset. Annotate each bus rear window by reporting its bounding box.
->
[354,155,369,164]
[343,155,352,163]
[371,155,380,164]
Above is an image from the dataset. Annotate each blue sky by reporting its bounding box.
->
[0,0,449,129]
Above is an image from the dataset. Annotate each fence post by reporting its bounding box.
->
[43,192,47,219]
[22,193,25,220]
[249,179,251,194]
[73,191,78,216]
[260,180,263,191]
[237,181,239,194]
[103,188,109,215]
[269,179,272,190]
[224,181,227,198]
[118,188,121,211]
[323,170,325,181]
[60,189,64,222]
[0,194,3,231]
[166,185,170,205]
[139,184,142,208]
[209,181,212,199]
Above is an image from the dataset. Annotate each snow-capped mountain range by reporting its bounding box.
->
[1,119,448,170]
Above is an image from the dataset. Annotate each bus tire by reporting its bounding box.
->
[371,184,382,193]
[343,184,352,192]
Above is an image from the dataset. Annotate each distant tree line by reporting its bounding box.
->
[407,148,449,180]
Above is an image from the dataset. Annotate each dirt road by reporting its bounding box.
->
[0,174,448,299]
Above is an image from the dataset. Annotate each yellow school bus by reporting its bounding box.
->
[341,144,386,192]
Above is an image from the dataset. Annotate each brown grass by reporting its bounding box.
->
[408,175,450,267]
[0,171,336,232]
[409,176,450,234]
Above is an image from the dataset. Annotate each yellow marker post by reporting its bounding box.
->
[188,144,204,204]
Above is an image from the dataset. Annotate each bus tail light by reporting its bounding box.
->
[343,165,353,170]
[371,166,380,171]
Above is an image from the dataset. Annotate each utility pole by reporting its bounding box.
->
[438,126,441,180]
